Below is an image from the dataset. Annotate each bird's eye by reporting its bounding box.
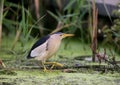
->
[60,34,62,36]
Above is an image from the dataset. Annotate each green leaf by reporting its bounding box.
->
[64,0,76,11]
[47,10,59,21]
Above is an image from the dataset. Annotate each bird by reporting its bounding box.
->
[27,32,74,71]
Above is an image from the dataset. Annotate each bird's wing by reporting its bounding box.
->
[27,35,50,59]
[30,42,48,59]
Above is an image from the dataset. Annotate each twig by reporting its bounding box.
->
[51,21,74,34]
[91,0,98,62]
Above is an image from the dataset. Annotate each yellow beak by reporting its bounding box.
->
[62,33,74,38]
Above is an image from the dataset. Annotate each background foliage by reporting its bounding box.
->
[0,0,120,54]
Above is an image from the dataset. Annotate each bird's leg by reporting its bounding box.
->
[50,64,55,70]
[42,62,48,72]
[44,62,63,70]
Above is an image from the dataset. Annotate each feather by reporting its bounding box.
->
[30,41,48,57]
[27,35,50,59]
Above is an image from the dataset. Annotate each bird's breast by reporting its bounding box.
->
[47,38,61,57]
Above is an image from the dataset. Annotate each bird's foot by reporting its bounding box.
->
[43,68,49,72]
[43,62,63,71]
[50,62,63,70]
[44,62,63,67]
[53,62,63,67]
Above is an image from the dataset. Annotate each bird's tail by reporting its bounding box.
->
[26,53,33,59]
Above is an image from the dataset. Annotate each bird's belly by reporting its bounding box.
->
[35,51,48,61]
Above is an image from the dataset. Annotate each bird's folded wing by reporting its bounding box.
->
[30,41,48,57]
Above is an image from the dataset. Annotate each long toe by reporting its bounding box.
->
[54,62,63,67]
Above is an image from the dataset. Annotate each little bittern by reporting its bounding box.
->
[27,32,74,71]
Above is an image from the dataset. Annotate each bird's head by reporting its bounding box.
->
[51,32,74,39]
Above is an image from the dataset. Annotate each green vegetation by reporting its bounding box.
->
[0,0,120,85]
[0,70,120,85]
[103,7,120,54]
[0,36,120,85]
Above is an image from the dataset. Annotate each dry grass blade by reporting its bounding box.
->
[103,0,113,23]
[91,0,98,62]
[56,0,62,11]
[11,29,21,50]
[34,0,43,36]
[51,21,74,34]
[51,21,63,34]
